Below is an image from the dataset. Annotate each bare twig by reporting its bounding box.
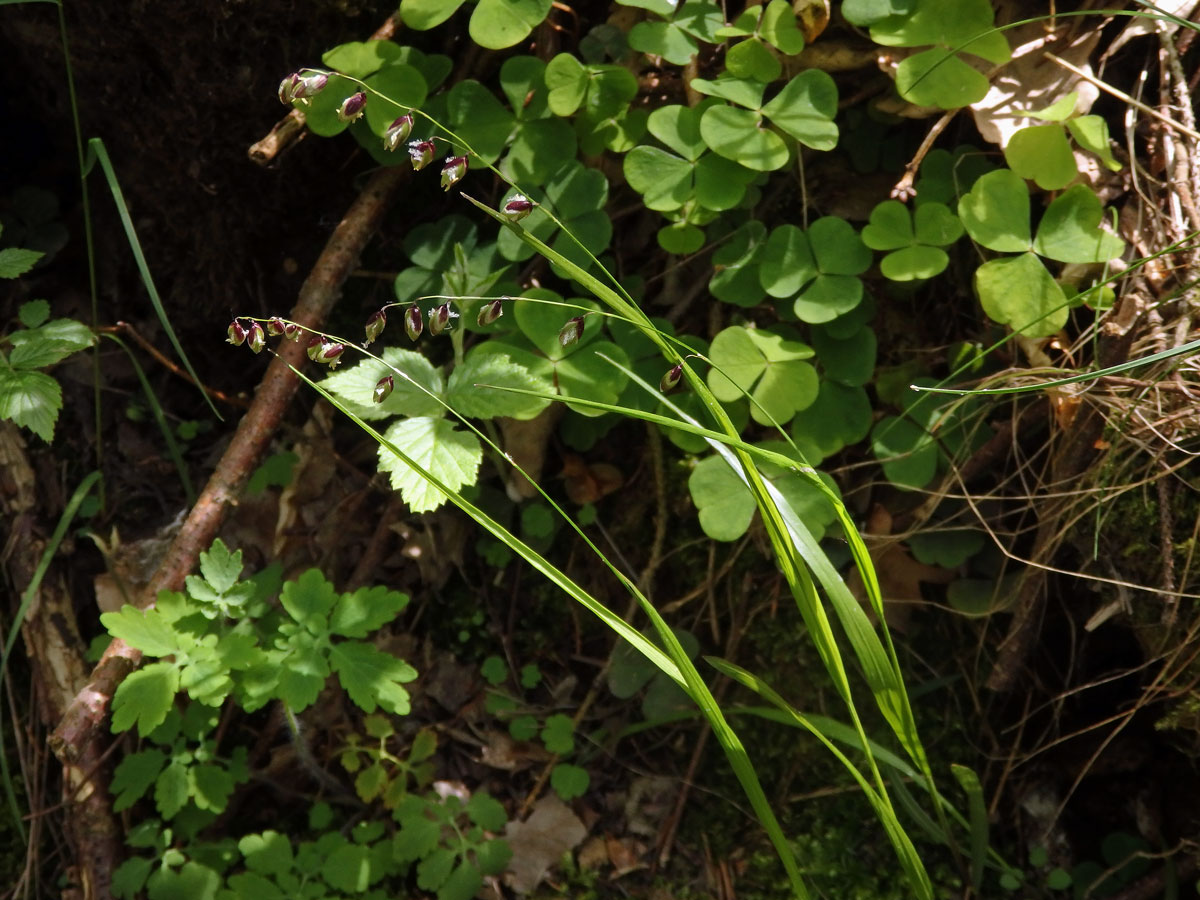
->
[50,165,406,764]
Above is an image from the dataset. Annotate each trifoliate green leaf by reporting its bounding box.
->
[760,70,839,150]
[469,0,552,49]
[760,0,806,53]
[399,0,467,30]
[726,37,781,83]
[1066,116,1121,171]
[707,326,817,425]
[790,381,872,463]
[700,106,789,171]
[710,221,768,307]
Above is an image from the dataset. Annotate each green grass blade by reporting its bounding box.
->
[85,138,222,421]
[296,364,810,898]
[951,763,988,893]
[0,469,102,840]
[709,657,933,900]
[101,334,195,504]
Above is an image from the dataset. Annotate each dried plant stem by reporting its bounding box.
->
[50,166,406,764]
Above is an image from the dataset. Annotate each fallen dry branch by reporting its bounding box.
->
[50,165,406,767]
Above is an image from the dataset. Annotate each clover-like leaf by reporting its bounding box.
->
[1003,124,1077,190]
[630,20,700,65]
[689,445,839,541]
[469,0,552,49]
[862,199,963,280]
[974,252,1067,338]
[710,221,768,307]
[958,168,1032,252]
[707,326,817,425]
[377,416,484,514]
[790,381,872,464]
[1032,184,1125,263]
[1066,116,1121,171]
[726,37,781,83]
[812,325,876,387]
[399,0,466,30]
[760,70,839,150]
[871,416,938,489]
[444,80,516,165]
[700,105,788,171]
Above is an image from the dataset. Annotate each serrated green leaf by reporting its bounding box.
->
[239,830,295,876]
[475,838,513,876]
[112,749,167,811]
[418,847,456,891]
[466,790,508,830]
[226,873,286,900]
[321,841,370,893]
[329,641,417,714]
[0,247,43,278]
[975,252,1067,337]
[1033,184,1125,263]
[448,349,552,421]
[101,606,181,657]
[761,70,839,149]
[190,764,235,812]
[155,759,189,819]
[377,416,483,514]
[281,569,337,633]
[274,642,330,711]
[551,763,589,800]
[197,539,243,594]
[18,300,49,328]
[958,168,1032,252]
[321,347,445,421]
[1004,124,1076,190]
[113,857,154,900]
[540,713,575,754]
[329,585,410,638]
[147,862,220,900]
[0,368,61,442]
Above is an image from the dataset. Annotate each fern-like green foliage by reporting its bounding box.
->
[102,539,415,735]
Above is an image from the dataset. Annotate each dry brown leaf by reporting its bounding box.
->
[847,504,955,631]
[795,0,830,43]
[970,26,1100,148]
[561,455,624,505]
[503,795,588,893]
